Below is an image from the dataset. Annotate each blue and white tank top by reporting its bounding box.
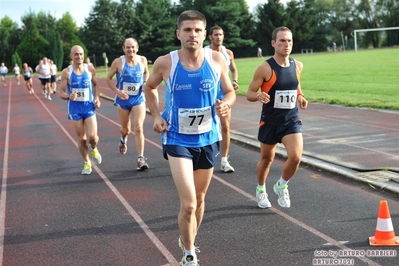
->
[161,49,222,147]
[24,68,32,78]
[116,55,145,97]
[67,64,95,114]
[205,45,230,99]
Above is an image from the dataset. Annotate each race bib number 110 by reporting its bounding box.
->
[274,90,296,109]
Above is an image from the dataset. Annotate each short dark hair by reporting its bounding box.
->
[272,26,291,41]
[177,10,207,29]
[209,25,223,36]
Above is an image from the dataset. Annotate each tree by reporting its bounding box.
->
[11,52,22,71]
[133,0,178,61]
[79,0,122,66]
[21,11,57,41]
[0,16,19,67]
[16,21,49,69]
[254,0,285,55]
[285,0,318,53]
[329,0,356,48]
[355,0,383,48]
[204,0,255,56]
[115,0,137,44]
[378,0,399,46]
[48,31,64,70]
[56,13,82,68]
[56,12,79,45]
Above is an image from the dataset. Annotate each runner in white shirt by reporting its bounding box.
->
[13,63,21,85]
[36,57,52,100]
[1,62,8,86]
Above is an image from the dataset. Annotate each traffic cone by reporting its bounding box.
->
[369,200,399,246]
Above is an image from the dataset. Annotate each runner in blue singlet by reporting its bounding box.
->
[145,10,236,266]
[205,25,239,173]
[22,63,34,94]
[106,38,150,171]
[59,45,102,175]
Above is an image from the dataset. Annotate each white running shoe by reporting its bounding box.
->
[256,188,271,208]
[273,181,291,208]
[81,162,92,175]
[181,255,199,266]
[48,96,52,101]
[29,89,32,94]
[220,160,235,173]
[137,156,149,171]
[90,147,102,164]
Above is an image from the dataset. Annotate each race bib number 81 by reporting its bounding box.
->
[274,90,296,109]
[74,88,90,102]
[178,106,212,134]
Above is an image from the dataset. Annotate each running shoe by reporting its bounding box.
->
[178,236,200,254]
[137,156,149,171]
[48,95,52,101]
[44,92,47,99]
[90,147,102,164]
[181,255,199,266]
[256,188,271,209]
[220,160,235,173]
[119,141,127,155]
[273,181,291,208]
[81,161,92,175]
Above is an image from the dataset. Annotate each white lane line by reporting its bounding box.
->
[212,175,381,266]
[0,82,12,266]
[35,96,179,266]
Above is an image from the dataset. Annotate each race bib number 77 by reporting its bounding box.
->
[178,106,212,134]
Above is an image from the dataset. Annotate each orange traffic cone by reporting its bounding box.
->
[369,200,399,246]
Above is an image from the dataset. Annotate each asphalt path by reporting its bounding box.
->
[1,77,398,266]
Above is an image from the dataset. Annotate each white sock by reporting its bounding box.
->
[184,249,197,261]
[120,136,127,143]
[279,177,288,186]
[221,156,228,163]
[257,184,266,192]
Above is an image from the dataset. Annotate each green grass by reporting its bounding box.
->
[234,48,399,110]
[97,48,399,110]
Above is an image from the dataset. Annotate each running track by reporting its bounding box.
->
[1,77,398,266]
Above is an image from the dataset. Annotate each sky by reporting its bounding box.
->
[0,0,287,27]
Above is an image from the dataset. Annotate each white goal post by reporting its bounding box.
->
[353,26,399,52]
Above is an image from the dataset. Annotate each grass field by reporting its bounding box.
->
[97,48,399,110]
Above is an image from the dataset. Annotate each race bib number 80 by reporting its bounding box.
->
[178,106,212,134]
[123,82,140,96]
[274,90,296,109]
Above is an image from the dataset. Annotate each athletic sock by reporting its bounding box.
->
[221,156,228,163]
[279,176,288,186]
[184,249,197,261]
[257,184,266,193]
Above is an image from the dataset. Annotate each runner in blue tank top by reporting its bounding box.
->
[246,26,308,210]
[145,10,236,266]
[59,45,102,175]
[107,38,150,171]
[22,63,34,94]
[206,25,239,173]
